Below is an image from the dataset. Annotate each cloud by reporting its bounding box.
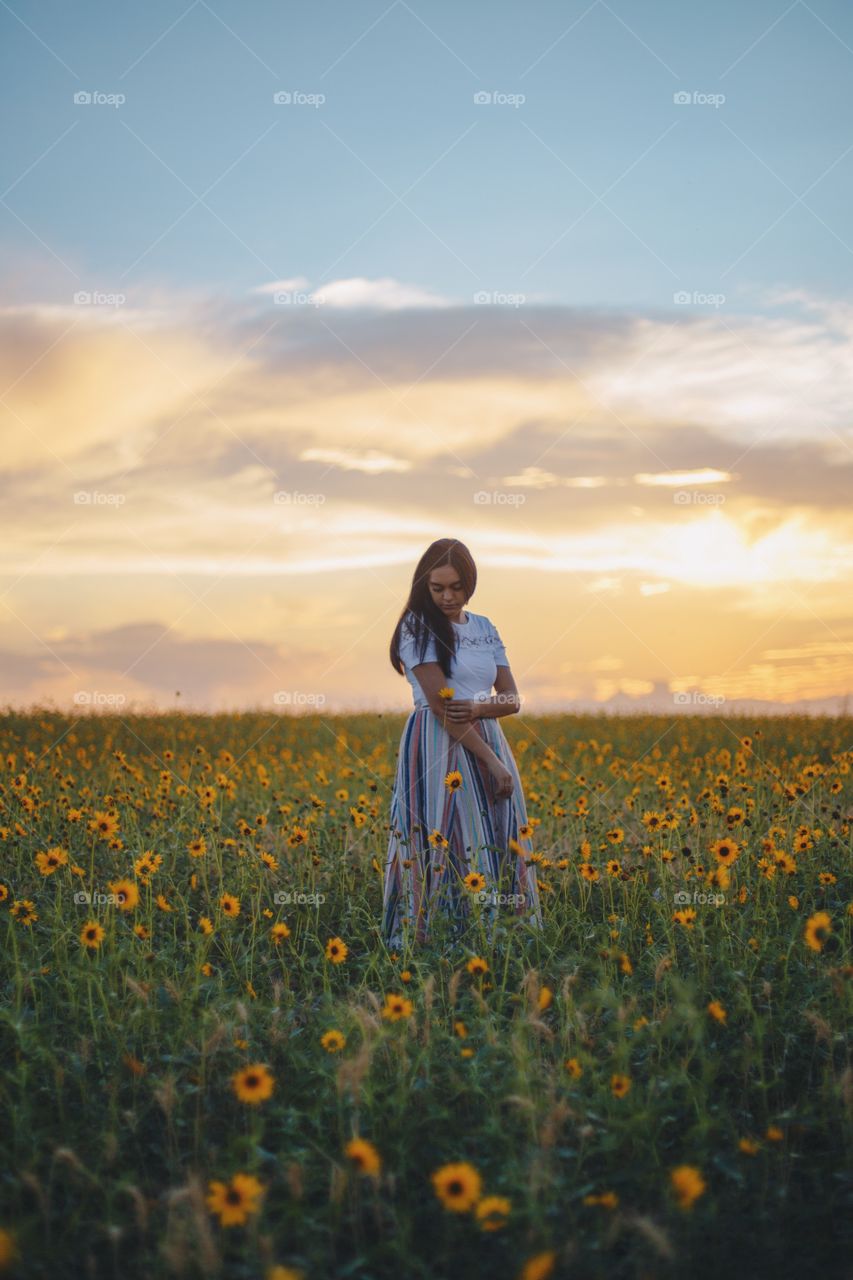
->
[3,288,853,709]
[251,275,455,310]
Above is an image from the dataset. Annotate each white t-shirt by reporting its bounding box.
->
[399,609,510,710]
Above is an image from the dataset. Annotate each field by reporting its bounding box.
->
[0,709,851,1280]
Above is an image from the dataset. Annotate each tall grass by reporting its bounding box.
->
[0,710,850,1279]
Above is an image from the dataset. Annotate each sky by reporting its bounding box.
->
[2,0,853,714]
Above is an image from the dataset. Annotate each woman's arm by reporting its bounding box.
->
[446,665,521,722]
[410,662,504,771]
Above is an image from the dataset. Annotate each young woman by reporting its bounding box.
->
[383,538,542,951]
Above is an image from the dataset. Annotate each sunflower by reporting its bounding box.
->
[584,1191,619,1209]
[475,1194,511,1231]
[431,1161,482,1213]
[669,1164,706,1210]
[325,937,348,964]
[219,893,241,918]
[520,1252,557,1280]
[438,686,455,700]
[259,852,278,871]
[188,836,207,858]
[381,993,413,1021]
[199,915,214,935]
[610,1073,631,1098]
[672,908,697,927]
[35,846,69,876]
[108,878,139,912]
[0,1227,17,1270]
[271,922,291,944]
[580,863,600,882]
[444,770,463,792]
[10,899,38,926]
[80,920,105,949]
[206,1172,264,1227]
[89,810,119,839]
[463,872,486,893]
[707,1000,727,1023]
[710,838,740,867]
[804,910,832,952]
[232,1063,275,1105]
[321,1029,346,1053]
[466,956,489,977]
[564,1057,583,1078]
[344,1137,381,1178]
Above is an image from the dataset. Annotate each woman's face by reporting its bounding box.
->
[428,565,466,615]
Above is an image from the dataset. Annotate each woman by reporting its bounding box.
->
[382,538,542,951]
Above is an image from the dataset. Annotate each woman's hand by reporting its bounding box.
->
[488,761,514,799]
[444,698,479,724]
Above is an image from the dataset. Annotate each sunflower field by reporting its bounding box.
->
[0,709,851,1280]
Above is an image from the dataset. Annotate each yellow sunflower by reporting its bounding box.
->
[431,1161,482,1213]
[344,1137,381,1178]
[232,1063,275,1105]
[80,920,105,949]
[206,1172,264,1227]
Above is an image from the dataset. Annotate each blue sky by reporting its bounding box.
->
[3,0,853,310]
[3,1,853,715]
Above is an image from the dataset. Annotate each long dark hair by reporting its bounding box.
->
[390,539,477,681]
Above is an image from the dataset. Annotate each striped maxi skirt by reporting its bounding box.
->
[381,707,542,949]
